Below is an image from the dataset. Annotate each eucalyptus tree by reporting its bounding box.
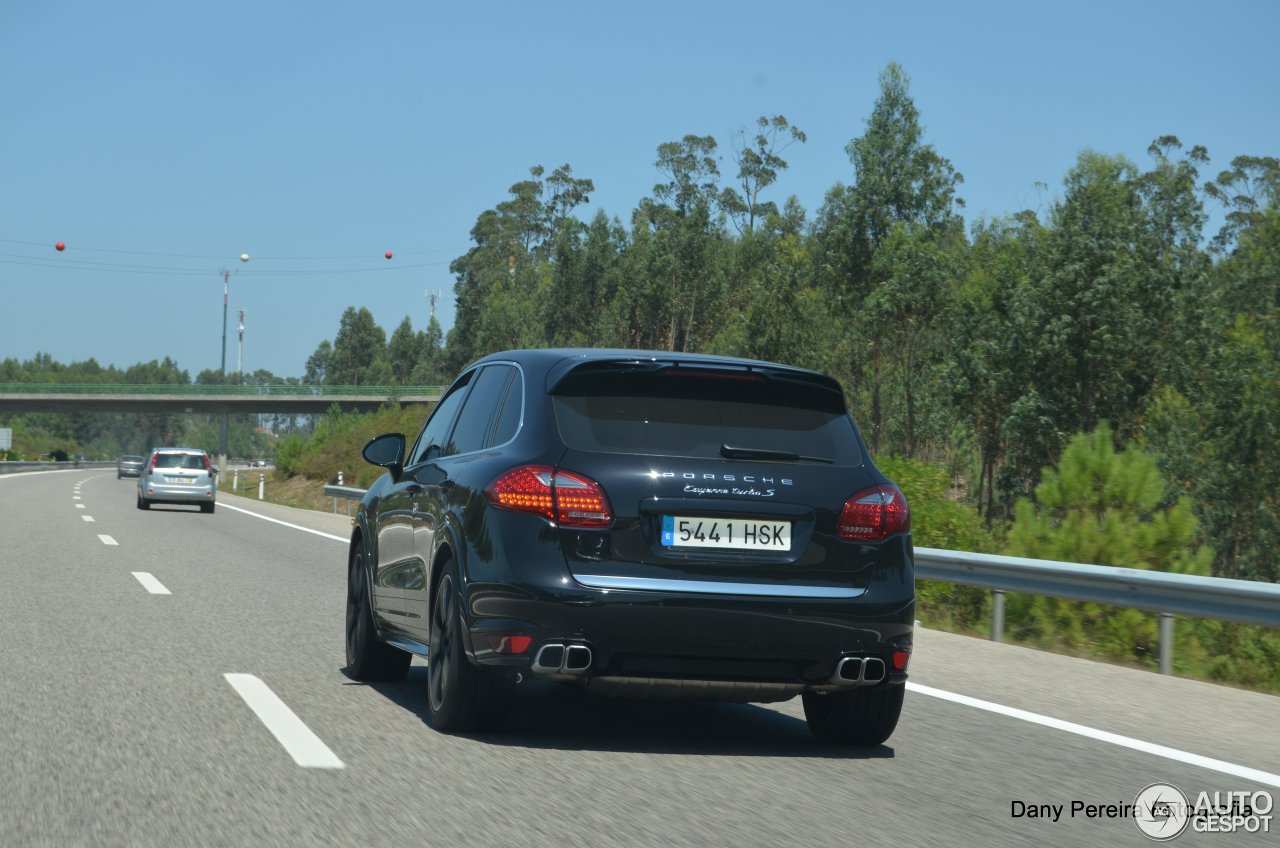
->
[719,115,807,235]
[447,165,594,368]
[326,306,387,386]
[632,135,731,352]
[815,62,964,452]
[945,212,1050,518]
[387,316,424,385]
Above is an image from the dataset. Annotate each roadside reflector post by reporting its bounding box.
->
[991,589,1006,643]
[233,470,238,491]
[259,473,265,501]
[1159,613,1174,675]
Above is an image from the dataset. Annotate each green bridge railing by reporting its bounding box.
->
[0,383,444,396]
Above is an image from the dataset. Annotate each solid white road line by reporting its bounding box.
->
[224,674,344,769]
[82,515,95,522]
[97,534,118,546]
[908,682,1280,789]
[131,572,171,595]
[218,501,348,543]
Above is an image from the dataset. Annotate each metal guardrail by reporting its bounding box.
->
[914,547,1280,674]
[324,483,367,516]
[0,461,116,474]
[315,486,1280,676]
[0,383,445,396]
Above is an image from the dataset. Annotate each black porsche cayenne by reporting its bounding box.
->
[346,349,914,744]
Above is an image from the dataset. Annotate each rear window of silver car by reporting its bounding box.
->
[153,453,207,470]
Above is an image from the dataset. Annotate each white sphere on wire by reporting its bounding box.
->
[239,253,250,263]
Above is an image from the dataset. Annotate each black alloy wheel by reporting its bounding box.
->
[344,548,409,681]
[426,564,513,733]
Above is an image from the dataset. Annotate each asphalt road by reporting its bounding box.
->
[2,469,1276,847]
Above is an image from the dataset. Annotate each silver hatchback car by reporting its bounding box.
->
[137,448,217,513]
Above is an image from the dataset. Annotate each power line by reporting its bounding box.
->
[0,236,468,261]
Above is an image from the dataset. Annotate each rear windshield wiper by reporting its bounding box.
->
[720,444,834,464]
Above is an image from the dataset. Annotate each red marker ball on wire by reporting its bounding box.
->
[385,251,393,260]
[56,241,65,251]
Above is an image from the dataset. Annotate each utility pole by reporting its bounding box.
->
[216,254,248,474]
[237,309,246,378]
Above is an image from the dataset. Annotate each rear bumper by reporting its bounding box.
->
[141,482,215,503]
[464,579,913,691]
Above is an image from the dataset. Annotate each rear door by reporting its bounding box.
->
[372,371,472,632]
[550,362,885,598]
[402,362,521,638]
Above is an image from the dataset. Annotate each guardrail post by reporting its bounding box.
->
[991,589,1006,643]
[258,473,264,501]
[1159,613,1174,675]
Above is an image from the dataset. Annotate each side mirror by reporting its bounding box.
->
[362,432,406,478]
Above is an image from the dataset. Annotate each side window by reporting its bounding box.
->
[445,365,514,455]
[408,371,473,465]
[490,367,523,447]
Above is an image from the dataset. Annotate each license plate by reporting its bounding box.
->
[661,516,790,551]
[167,476,195,484]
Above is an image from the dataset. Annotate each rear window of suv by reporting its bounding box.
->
[551,367,864,466]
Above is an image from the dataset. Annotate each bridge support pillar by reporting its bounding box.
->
[218,412,229,477]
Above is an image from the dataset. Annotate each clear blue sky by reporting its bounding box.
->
[2,1,1276,379]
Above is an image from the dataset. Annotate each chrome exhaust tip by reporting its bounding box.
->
[832,655,887,686]
[565,644,592,671]
[531,642,593,677]
[862,657,886,683]
[836,656,864,682]
[532,644,565,673]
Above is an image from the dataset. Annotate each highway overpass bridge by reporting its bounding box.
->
[0,384,443,415]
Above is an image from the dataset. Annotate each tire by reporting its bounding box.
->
[426,563,514,733]
[344,547,410,681]
[200,501,215,514]
[802,683,905,746]
[137,493,150,511]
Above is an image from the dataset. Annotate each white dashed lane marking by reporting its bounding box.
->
[97,535,118,546]
[224,674,344,769]
[82,515,95,522]
[76,504,85,509]
[131,572,171,595]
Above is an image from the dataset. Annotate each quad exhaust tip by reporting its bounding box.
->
[834,655,886,686]
[532,642,593,677]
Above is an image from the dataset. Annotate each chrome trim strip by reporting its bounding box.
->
[383,636,430,657]
[572,574,865,599]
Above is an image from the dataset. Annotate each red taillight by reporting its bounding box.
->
[485,635,533,655]
[485,465,612,528]
[203,454,211,471]
[892,649,911,671]
[838,484,910,542]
